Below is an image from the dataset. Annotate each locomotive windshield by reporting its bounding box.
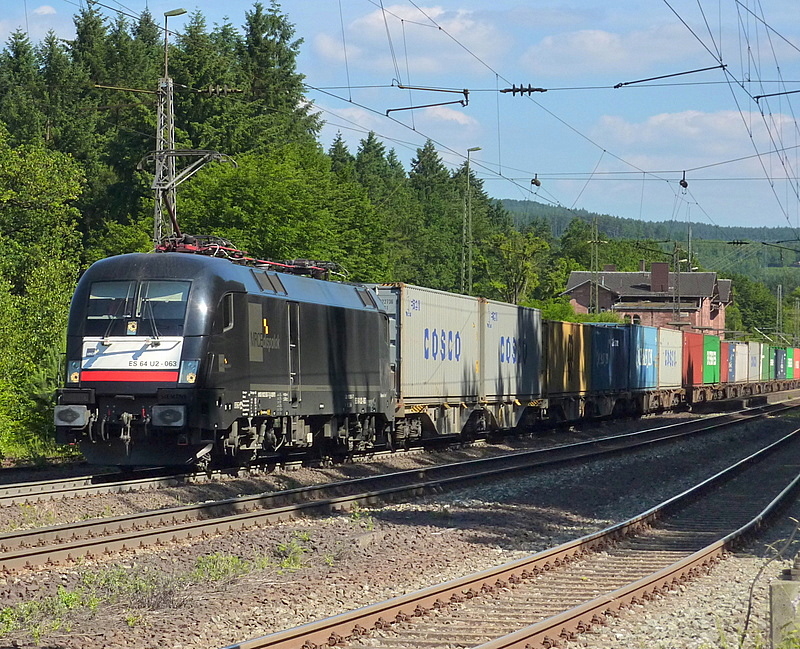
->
[85,280,190,337]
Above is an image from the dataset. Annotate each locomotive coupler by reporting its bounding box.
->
[119,412,133,455]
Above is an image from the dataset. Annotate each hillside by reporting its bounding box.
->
[500,199,799,243]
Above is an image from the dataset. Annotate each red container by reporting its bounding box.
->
[683,331,704,386]
[719,341,730,384]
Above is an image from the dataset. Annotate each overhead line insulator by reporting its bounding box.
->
[500,84,547,95]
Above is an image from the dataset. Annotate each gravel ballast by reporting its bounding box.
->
[0,412,798,648]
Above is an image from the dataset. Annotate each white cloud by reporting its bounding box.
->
[520,23,698,77]
[319,4,509,78]
[417,104,478,127]
[33,5,57,16]
[314,33,363,64]
[593,109,800,177]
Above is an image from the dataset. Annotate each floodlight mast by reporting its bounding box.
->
[153,8,187,246]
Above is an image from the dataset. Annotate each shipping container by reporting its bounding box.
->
[480,299,541,401]
[788,348,795,380]
[683,331,704,386]
[795,348,800,377]
[748,341,762,383]
[543,320,590,396]
[733,342,749,383]
[775,347,788,380]
[703,335,721,383]
[761,344,770,381]
[720,342,731,384]
[657,327,683,388]
[588,324,628,391]
[374,284,480,402]
[628,325,658,389]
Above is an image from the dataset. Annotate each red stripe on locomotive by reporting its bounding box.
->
[81,370,179,382]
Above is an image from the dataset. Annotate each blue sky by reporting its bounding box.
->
[4,1,800,231]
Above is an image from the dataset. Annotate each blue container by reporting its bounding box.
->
[628,325,658,389]
[589,324,629,391]
[775,348,787,380]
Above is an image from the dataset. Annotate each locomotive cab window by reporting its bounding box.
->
[137,281,190,336]
[85,281,136,336]
[84,280,190,337]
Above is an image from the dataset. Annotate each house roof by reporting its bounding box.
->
[564,271,731,301]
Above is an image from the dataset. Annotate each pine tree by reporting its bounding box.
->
[0,31,45,146]
[408,140,460,290]
[239,1,320,142]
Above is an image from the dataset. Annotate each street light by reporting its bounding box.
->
[465,146,481,294]
[163,8,187,79]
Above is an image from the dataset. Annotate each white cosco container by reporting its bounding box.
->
[374,284,480,402]
[481,299,541,401]
[748,341,762,383]
[657,327,683,388]
[733,342,749,383]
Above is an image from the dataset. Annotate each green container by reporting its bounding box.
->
[790,348,796,380]
[703,335,720,384]
[761,345,770,381]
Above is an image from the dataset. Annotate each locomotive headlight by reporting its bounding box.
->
[178,360,199,385]
[66,361,81,384]
[54,405,88,427]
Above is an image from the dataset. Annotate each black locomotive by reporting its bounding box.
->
[54,250,394,466]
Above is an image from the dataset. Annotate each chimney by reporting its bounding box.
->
[603,264,616,272]
[650,262,670,292]
[639,259,646,272]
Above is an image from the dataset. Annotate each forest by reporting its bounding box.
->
[0,1,789,460]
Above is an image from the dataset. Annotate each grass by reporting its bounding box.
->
[348,504,375,531]
[275,532,311,572]
[11,503,58,530]
[0,538,307,643]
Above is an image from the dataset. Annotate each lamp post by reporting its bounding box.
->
[153,8,187,246]
[464,146,481,294]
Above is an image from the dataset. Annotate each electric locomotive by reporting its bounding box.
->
[54,248,394,467]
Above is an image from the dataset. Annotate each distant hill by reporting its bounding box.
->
[500,199,798,242]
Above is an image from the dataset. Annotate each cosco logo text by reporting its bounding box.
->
[500,336,527,364]
[424,328,462,361]
[637,349,654,366]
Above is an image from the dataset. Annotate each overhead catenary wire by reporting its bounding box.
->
[45,0,797,238]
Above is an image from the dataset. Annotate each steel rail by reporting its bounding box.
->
[0,400,792,573]
[220,426,800,649]
[0,397,793,506]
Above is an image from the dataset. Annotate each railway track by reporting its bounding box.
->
[0,399,794,506]
[0,400,793,574]
[225,425,800,649]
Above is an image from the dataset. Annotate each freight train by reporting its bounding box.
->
[54,241,800,467]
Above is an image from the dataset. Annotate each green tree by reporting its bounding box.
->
[240,1,319,134]
[408,140,460,291]
[726,273,777,335]
[477,229,550,304]
[0,30,45,146]
[0,132,83,459]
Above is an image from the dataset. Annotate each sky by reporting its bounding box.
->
[4,1,800,232]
